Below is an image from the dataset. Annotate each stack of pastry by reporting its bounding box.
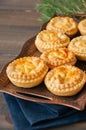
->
[78,19,86,35]
[35,30,70,52]
[40,48,77,69]
[67,17,86,61]
[68,35,86,61]
[6,57,48,88]
[6,16,86,97]
[46,16,78,37]
[44,65,86,96]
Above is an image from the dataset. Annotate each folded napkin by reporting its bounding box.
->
[3,93,86,130]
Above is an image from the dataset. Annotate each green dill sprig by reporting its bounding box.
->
[36,0,86,23]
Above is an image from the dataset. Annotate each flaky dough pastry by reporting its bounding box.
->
[46,16,78,37]
[35,30,70,52]
[6,56,48,88]
[78,19,86,35]
[44,65,86,96]
[40,48,77,69]
[68,36,86,61]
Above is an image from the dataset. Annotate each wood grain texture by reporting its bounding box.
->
[0,1,40,130]
[0,0,41,70]
[0,0,86,130]
[0,34,86,111]
[0,0,40,10]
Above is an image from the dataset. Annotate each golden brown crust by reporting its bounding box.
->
[35,30,70,52]
[44,65,86,96]
[78,19,86,35]
[6,56,48,88]
[68,36,86,61]
[40,48,77,69]
[46,16,78,37]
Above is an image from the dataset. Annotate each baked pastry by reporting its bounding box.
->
[40,48,77,69]
[46,16,78,37]
[6,56,48,88]
[35,30,70,52]
[44,65,86,96]
[68,36,86,61]
[78,19,86,35]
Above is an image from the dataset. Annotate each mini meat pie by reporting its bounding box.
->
[46,16,78,37]
[6,56,48,88]
[78,19,86,35]
[68,36,86,61]
[40,48,77,69]
[35,30,70,52]
[44,65,86,96]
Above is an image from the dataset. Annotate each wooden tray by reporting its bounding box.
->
[0,17,86,111]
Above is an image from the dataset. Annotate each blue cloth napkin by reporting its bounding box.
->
[3,93,86,130]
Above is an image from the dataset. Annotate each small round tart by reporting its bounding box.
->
[35,30,70,52]
[68,36,86,61]
[78,19,86,35]
[46,16,78,37]
[6,56,48,88]
[44,65,86,96]
[40,48,77,69]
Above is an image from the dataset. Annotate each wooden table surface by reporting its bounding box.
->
[0,0,86,130]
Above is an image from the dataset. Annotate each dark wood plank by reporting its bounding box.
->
[0,0,40,10]
[0,25,40,45]
[0,11,41,26]
[46,122,86,130]
[0,1,41,70]
[0,0,86,130]
[0,1,40,129]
